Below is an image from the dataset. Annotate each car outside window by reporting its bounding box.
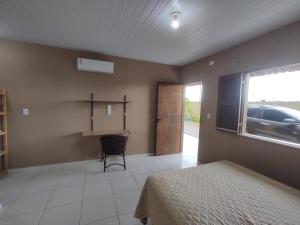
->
[262,109,290,122]
[247,107,260,118]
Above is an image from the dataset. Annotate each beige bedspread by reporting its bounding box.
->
[135,161,300,225]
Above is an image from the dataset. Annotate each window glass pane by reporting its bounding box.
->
[243,65,300,145]
[247,107,260,118]
[262,109,288,122]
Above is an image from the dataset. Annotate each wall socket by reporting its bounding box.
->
[206,113,211,120]
[107,105,112,116]
[22,108,29,116]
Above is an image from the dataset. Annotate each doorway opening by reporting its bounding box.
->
[182,83,202,164]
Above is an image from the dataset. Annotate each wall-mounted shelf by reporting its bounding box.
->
[82,130,132,137]
[79,100,130,104]
[80,93,130,133]
[0,89,8,175]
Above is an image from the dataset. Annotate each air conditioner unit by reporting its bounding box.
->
[77,58,114,74]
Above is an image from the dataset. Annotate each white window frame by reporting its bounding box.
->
[238,70,300,150]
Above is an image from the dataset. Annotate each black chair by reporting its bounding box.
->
[100,135,128,172]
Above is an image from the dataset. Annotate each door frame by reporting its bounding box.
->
[181,82,203,161]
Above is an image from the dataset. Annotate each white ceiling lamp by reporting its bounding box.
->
[170,11,181,29]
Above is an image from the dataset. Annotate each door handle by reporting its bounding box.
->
[157,118,162,123]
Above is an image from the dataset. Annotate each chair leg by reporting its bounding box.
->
[122,152,126,170]
[104,153,107,173]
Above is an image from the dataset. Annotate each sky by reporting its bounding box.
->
[248,71,300,102]
[185,84,202,102]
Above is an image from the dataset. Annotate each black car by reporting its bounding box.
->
[247,105,300,143]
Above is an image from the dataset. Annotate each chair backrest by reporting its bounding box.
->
[100,135,128,155]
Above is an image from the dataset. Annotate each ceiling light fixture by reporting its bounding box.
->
[170,11,181,29]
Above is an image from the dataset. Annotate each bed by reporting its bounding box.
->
[135,161,300,225]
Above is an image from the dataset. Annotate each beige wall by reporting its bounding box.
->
[0,39,178,168]
[180,21,300,189]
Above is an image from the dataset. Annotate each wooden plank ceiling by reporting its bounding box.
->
[0,0,300,65]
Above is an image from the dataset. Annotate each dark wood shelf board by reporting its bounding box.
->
[82,130,132,137]
[79,100,130,104]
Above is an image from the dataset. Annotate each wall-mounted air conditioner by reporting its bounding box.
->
[77,58,114,74]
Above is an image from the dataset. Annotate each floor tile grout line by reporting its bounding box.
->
[132,174,143,191]
[108,167,121,225]
[84,215,119,225]
[78,161,88,225]
[37,163,66,225]
[83,191,114,202]
[43,199,83,211]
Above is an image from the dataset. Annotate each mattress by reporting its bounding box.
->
[135,161,300,225]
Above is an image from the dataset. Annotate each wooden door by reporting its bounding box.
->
[156,83,183,155]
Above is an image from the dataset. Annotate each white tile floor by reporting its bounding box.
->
[0,153,197,225]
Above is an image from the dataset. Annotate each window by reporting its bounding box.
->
[216,63,300,147]
[242,63,300,145]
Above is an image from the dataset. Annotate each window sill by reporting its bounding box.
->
[239,133,300,150]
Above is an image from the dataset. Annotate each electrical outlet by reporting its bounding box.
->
[206,113,211,120]
[107,105,112,116]
[22,108,29,116]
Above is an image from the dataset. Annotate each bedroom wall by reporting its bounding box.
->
[0,39,178,168]
[179,20,300,189]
